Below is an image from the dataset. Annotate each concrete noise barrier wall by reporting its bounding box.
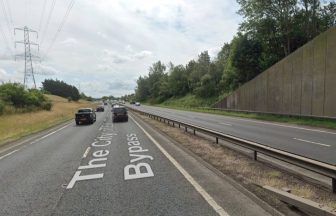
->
[214,27,336,118]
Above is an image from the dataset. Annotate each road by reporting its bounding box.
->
[129,105,336,165]
[0,105,271,216]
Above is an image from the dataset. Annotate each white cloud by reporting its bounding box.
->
[0,0,241,97]
[97,31,107,39]
[60,37,79,46]
[134,50,152,60]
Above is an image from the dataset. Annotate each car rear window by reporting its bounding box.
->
[113,107,127,113]
[78,109,91,113]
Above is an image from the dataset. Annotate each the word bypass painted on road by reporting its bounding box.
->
[67,122,117,189]
[124,133,154,180]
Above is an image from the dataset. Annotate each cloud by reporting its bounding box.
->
[134,50,152,59]
[0,0,241,97]
[34,63,59,76]
[97,32,108,39]
[60,37,79,46]
[102,48,152,64]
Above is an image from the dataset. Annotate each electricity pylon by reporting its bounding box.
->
[14,26,40,88]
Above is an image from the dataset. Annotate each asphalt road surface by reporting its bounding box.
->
[0,105,271,216]
[129,104,336,165]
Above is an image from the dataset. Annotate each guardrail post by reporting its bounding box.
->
[193,129,196,135]
[172,122,175,127]
[216,137,218,144]
[253,151,257,161]
[185,126,187,132]
[179,124,180,128]
[333,178,336,193]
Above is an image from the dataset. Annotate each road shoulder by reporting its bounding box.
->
[130,112,278,216]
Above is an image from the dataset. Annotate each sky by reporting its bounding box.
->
[0,0,242,97]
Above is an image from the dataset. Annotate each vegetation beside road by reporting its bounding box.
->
[143,95,336,130]
[133,1,335,105]
[0,95,93,146]
[0,83,52,115]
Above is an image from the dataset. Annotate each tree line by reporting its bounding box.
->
[134,0,335,103]
[42,79,80,101]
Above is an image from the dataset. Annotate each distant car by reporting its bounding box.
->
[96,106,104,112]
[104,102,108,105]
[112,106,128,122]
[75,108,96,125]
[130,101,135,105]
[135,102,141,106]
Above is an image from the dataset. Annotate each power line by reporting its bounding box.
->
[0,23,11,53]
[0,0,13,41]
[40,0,56,47]
[38,0,48,32]
[4,0,13,25]
[43,0,76,59]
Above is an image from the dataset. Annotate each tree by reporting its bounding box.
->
[168,65,189,96]
[222,33,262,91]
[42,79,80,101]
[147,61,166,100]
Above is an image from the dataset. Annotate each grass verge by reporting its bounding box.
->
[135,112,336,212]
[0,95,94,146]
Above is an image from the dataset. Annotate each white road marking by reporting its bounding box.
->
[0,148,21,160]
[293,138,331,147]
[214,115,336,135]
[219,122,232,126]
[82,147,91,158]
[29,123,72,145]
[147,107,336,135]
[0,122,71,160]
[130,115,229,216]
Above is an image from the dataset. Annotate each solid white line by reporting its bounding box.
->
[82,147,91,158]
[130,115,229,216]
[29,123,71,145]
[0,122,72,160]
[0,148,21,160]
[293,138,331,147]
[219,122,232,126]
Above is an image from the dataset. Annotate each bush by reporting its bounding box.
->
[0,99,4,115]
[0,83,53,114]
[41,100,52,111]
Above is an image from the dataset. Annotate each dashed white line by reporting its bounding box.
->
[293,138,331,147]
[82,147,91,158]
[130,114,229,216]
[144,107,336,135]
[212,115,336,135]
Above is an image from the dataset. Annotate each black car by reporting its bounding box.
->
[96,106,104,112]
[75,108,96,125]
[112,106,128,122]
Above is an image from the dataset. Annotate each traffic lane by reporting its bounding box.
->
[53,115,218,216]
[0,110,109,216]
[131,105,336,164]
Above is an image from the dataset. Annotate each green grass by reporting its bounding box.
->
[144,95,336,130]
[0,95,94,146]
[156,94,218,108]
